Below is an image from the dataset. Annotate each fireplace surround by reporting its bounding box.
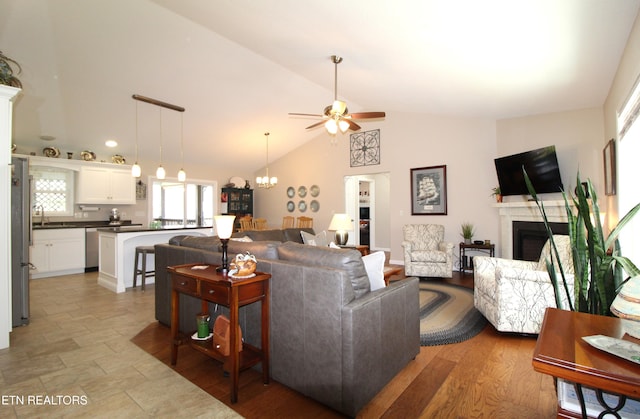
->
[496,200,569,260]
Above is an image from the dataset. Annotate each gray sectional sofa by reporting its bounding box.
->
[154,228,420,417]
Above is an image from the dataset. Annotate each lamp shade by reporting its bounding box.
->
[611,276,640,321]
[329,214,353,231]
[214,215,236,239]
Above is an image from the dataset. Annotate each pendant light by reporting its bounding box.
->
[177,112,186,182]
[256,132,277,189]
[156,108,165,180]
[131,101,142,177]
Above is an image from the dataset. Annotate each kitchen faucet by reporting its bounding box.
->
[34,205,45,226]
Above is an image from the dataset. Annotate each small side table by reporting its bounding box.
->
[168,263,270,404]
[459,242,495,275]
[339,245,370,257]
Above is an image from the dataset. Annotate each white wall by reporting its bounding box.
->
[254,112,499,264]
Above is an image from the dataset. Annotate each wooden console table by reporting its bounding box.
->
[168,263,270,403]
[533,308,640,418]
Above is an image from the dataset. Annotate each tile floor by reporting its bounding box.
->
[0,272,241,418]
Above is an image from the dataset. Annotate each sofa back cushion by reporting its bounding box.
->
[283,228,315,243]
[233,229,287,242]
[277,241,371,298]
[175,235,221,251]
[227,240,281,260]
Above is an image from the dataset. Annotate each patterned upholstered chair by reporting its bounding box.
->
[402,224,454,278]
[473,235,574,334]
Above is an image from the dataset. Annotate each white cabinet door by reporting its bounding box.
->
[77,167,135,204]
[109,169,136,204]
[30,229,85,278]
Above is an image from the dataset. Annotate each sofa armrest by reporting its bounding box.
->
[340,277,420,416]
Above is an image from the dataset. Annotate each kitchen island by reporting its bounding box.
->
[98,226,212,293]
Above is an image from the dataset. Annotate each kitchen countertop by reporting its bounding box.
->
[97,226,212,234]
[33,221,139,230]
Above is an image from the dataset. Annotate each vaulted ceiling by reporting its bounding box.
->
[2,0,639,173]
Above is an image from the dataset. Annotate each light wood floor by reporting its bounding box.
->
[132,270,558,418]
[1,270,558,418]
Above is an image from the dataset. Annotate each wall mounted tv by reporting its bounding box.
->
[494,145,564,196]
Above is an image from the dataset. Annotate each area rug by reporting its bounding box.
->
[419,281,487,346]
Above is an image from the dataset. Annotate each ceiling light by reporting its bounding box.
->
[105,139,118,148]
[156,108,165,180]
[338,119,350,133]
[325,119,338,135]
[178,113,186,182]
[256,132,277,189]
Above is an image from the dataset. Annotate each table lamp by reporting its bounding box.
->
[214,215,236,273]
[328,213,353,246]
[610,276,640,321]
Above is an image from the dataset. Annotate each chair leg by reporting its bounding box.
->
[133,250,139,288]
[141,251,146,292]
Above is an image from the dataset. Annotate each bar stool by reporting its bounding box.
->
[133,245,155,291]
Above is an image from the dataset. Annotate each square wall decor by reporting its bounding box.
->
[350,129,380,167]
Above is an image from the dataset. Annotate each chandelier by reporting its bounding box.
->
[256,132,277,189]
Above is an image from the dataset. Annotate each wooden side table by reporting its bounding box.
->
[340,244,370,256]
[168,263,271,404]
[533,308,640,418]
[459,242,494,275]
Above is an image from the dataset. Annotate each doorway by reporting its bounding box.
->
[344,173,390,251]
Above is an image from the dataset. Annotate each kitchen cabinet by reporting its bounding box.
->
[76,166,135,204]
[30,228,85,278]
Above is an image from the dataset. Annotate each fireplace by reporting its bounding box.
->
[512,221,568,261]
[496,200,569,259]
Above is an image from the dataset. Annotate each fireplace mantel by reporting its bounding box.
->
[495,200,569,259]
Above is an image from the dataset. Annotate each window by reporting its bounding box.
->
[151,178,217,227]
[30,166,75,217]
[616,75,640,266]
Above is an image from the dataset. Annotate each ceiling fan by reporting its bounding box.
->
[289,55,386,135]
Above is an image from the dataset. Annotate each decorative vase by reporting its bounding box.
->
[464,238,472,245]
[496,194,503,203]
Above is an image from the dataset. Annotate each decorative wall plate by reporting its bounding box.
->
[298,186,307,198]
[43,146,60,158]
[111,154,126,164]
[287,186,295,198]
[287,201,295,212]
[81,150,96,161]
[310,185,320,197]
[310,200,320,212]
[298,200,307,212]
[229,176,245,188]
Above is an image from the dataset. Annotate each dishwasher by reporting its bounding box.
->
[85,227,99,271]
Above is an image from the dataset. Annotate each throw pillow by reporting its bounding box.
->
[300,230,328,247]
[230,236,253,242]
[362,251,386,291]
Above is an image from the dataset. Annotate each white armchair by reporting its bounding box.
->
[473,235,574,334]
[402,224,454,278]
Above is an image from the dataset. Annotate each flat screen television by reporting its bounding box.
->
[494,145,564,196]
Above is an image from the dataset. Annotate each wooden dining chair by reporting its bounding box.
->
[253,218,268,230]
[297,216,314,229]
[239,216,253,232]
[281,216,295,229]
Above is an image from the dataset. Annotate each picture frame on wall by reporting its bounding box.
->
[410,165,447,215]
[603,139,616,196]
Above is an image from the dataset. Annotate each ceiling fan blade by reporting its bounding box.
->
[289,112,324,117]
[346,119,361,131]
[349,111,386,119]
[306,120,327,130]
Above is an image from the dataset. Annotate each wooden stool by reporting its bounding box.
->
[133,245,155,291]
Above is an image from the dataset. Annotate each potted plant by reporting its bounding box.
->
[460,222,474,244]
[491,186,502,203]
[0,50,22,88]
[525,171,640,316]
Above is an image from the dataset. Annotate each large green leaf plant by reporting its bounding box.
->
[525,171,640,316]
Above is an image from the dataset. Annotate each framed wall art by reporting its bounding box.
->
[350,129,380,167]
[603,139,616,195]
[410,165,447,215]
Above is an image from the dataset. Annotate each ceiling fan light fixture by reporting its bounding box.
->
[332,100,347,115]
[338,119,350,133]
[325,119,338,135]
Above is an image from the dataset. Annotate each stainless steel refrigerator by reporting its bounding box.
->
[11,156,30,326]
